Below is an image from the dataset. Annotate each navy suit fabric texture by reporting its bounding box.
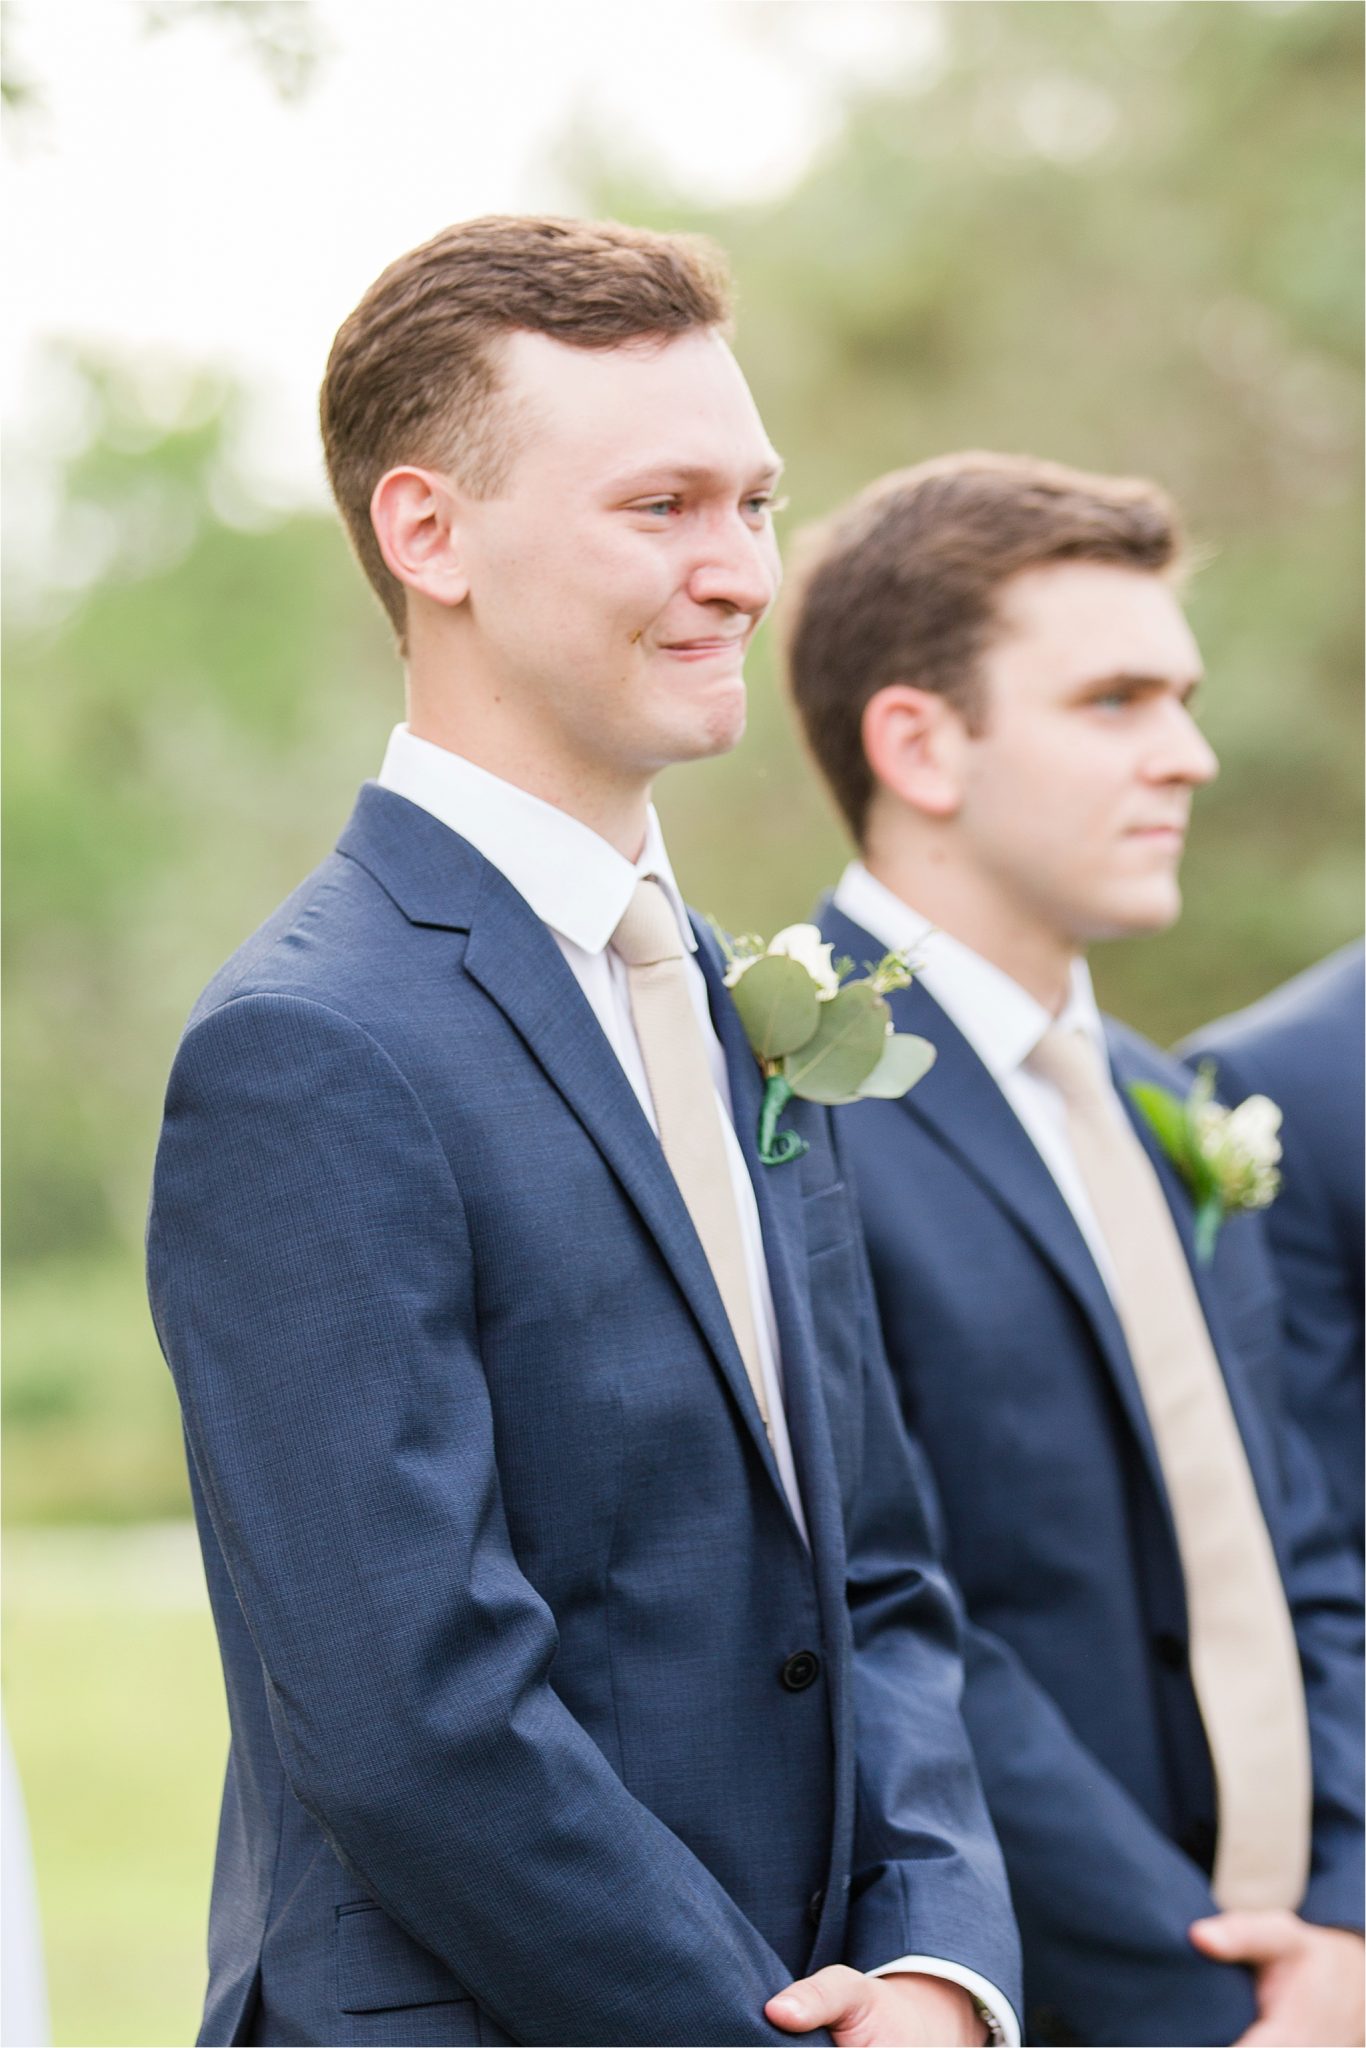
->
[818,901,1364,2048]
[146,785,1020,2048]
[1180,941,1365,1547]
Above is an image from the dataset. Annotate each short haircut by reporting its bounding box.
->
[320,214,735,637]
[783,451,1183,843]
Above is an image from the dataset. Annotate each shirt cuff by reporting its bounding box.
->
[867,1956,1020,2047]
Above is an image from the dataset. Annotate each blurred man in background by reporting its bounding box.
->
[789,453,1365,2047]
[1182,942,1365,1551]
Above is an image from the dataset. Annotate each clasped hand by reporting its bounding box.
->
[768,1966,988,2045]
[1191,1909,1365,2046]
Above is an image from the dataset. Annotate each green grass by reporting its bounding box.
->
[3,1525,226,2046]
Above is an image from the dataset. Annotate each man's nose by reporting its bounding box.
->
[687,515,780,618]
[1153,701,1219,786]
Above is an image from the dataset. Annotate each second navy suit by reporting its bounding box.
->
[820,899,1364,2048]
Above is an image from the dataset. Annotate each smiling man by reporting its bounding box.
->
[146,222,1020,2047]
[791,454,1365,2047]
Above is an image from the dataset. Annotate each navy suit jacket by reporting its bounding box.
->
[820,902,1364,2048]
[146,786,1020,2048]
[1181,942,1365,1547]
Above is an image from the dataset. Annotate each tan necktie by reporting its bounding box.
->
[611,878,770,1436]
[1029,1025,1311,1910]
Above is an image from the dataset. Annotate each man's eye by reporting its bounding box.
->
[636,499,680,518]
[744,493,788,518]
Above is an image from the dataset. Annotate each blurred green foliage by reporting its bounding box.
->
[3,0,1361,1525]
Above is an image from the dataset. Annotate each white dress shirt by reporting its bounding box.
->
[378,731,1019,2044]
[834,861,1124,1297]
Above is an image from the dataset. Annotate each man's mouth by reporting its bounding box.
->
[1127,823,1187,844]
[659,634,749,659]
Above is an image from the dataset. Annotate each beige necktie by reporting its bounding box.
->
[611,878,770,1436]
[1029,1025,1311,1910]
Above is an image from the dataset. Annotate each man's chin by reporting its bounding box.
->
[674,689,748,761]
[1080,886,1184,943]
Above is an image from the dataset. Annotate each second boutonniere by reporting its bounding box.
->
[714,922,937,1165]
[1127,1062,1283,1263]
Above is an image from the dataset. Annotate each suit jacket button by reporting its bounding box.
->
[807,1887,825,1927]
[781,1650,820,1691]
[1153,1631,1188,1672]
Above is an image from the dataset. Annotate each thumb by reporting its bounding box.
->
[1189,1909,1302,1964]
[767,1965,873,2038]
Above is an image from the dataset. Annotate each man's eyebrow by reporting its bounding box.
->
[606,456,786,494]
[1073,670,1204,700]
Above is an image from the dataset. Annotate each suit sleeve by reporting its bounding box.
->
[828,1130,1022,2019]
[147,993,820,2048]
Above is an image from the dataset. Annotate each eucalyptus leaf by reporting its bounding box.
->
[783,982,889,1104]
[856,1031,937,1099]
[729,954,821,1060]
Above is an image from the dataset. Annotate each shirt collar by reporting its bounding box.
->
[377,725,693,957]
[832,860,1103,1081]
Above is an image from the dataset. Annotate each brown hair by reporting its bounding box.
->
[320,214,734,636]
[783,451,1183,842]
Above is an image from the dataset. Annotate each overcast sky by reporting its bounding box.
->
[3,0,940,502]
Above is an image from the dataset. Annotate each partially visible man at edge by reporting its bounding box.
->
[146,221,1021,2047]
[787,453,1364,2047]
[1182,942,1365,1552]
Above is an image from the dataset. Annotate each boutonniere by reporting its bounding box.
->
[712,922,937,1165]
[1127,1062,1283,1262]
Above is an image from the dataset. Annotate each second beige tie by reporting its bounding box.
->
[611,878,770,1436]
[1029,1025,1311,1910]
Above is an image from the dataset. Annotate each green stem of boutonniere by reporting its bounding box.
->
[1193,1196,1224,1266]
[758,1072,809,1166]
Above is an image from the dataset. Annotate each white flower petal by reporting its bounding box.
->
[766,923,841,997]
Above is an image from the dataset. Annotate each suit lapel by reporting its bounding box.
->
[693,924,853,1866]
[820,904,1174,1514]
[462,890,791,1494]
[1108,1029,1270,1472]
[692,924,847,1563]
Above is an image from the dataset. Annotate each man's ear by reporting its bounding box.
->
[861,683,969,820]
[370,466,470,609]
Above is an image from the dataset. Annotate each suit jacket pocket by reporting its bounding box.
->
[336,1901,475,2015]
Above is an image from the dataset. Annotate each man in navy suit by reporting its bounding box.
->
[147,221,1020,2046]
[1182,943,1365,1549]
[787,454,1364,2046]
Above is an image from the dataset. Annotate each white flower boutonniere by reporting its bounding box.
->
[713,921,937,1165]
[1127,1061,1283,1263]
